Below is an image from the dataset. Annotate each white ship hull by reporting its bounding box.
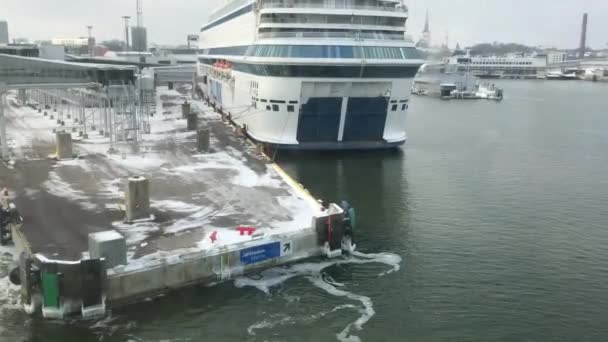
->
[196,0,423,150]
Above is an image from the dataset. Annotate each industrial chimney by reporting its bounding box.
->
[579,13,588,59]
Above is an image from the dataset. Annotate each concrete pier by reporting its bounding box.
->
[125,176,150,222]
[55,131,73,159]
[1,86,351,320]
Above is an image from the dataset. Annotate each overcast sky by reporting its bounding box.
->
[2,0,607,49]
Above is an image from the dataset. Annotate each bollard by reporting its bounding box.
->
[196,128,210,153]
[125,176,150,222]
[181,102,191,119]
[55,132,73,159]
[256,143,264,155]
[187,113,198,131]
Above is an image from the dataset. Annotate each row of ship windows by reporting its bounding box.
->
[250,97,409,112]
[204,45,422,60]
[471,61,534,65]
[252,97,298,112]
[200,60,420,78]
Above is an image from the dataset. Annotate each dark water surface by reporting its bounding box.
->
[2,80,608,341]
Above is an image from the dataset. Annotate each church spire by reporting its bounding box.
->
[423,10,430,33]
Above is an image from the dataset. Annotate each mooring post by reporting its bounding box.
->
[125,176,150,222]
[181,101,191,119]
[55,131,73,159]
[196,128,210,152]
[187,113,198,131]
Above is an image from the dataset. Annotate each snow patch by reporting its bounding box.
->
[43,172,97,210]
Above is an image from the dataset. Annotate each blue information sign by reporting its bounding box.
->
[240,242,281,265]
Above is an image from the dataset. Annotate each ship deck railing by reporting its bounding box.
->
[257,31,411,42]
[259,0,408,13]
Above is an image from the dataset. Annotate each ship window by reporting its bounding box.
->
[291,45,327,58]
[364,47,403,59]
[401,104,407,110]
[391,104,398,111]
[266,105,271,111]
[287,105,295,112]
[402,47,423,59]
[260,99,267,102]
[272,104,279,111]
[338,46,355,58]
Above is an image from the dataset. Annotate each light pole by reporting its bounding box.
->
[122,16,131,51]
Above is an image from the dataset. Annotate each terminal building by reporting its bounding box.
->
[443,55,549,79]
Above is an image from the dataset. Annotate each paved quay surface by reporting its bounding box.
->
[0,87,318,263]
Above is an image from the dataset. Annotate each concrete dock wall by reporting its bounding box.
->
[106,229,321,306]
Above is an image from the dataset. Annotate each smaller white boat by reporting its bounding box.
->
[475,83,503,101]
[546,71,578,80]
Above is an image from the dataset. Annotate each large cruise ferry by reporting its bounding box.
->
[195,0,424,150]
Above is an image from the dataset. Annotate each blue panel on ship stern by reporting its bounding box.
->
[297,97,342,142]
[343,97,389,141]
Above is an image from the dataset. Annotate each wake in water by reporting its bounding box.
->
[234,251,402,342]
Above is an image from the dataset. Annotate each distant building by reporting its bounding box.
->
[51,37,91,55]
[0,20,8,44]
[39,44,66,60]
[51,38,88,47]
[131,27,148,52]
[444,55,548,79]
[416,10,431,48]
[546,51,568,65]
[0,44,39,57]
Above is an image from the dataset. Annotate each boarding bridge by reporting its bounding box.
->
[152,65,196,86]
[0,54,138,159]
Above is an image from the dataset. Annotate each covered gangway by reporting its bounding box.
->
[0,54,137,159]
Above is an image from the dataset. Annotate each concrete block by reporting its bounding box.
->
[55,132,73,160]
[196,128,210,152]
[125,176,150,222]
[88,231,127,269]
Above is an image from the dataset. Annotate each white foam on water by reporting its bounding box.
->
[307,275,374,342]
[235,251,402,341]
[246,314,292,336]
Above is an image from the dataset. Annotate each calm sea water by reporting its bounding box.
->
[1,80,608,341]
